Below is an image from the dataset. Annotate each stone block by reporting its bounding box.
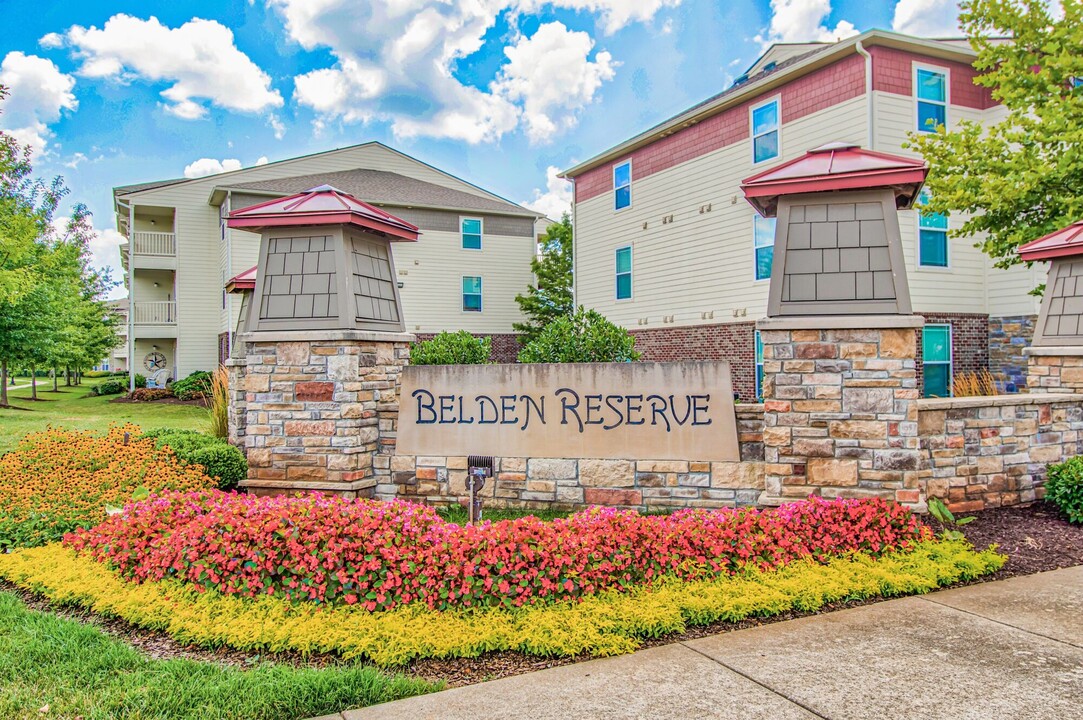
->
[284,420,336,436]
[711,461,765,490]
[277,342,310,366]
[806,458,859,486]
[879,329,916,359]
[792,438,834,457]
[579,459,635,487]
[245,374,271,392]
[637,460,690,473]
[327,354,359,381]
[830,420,885,440]
[295,381,335,402]
[528,458,577,480]
[584,488,643,506]
[843,388,894,414]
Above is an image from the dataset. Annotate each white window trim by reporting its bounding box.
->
[754,330,764,401]
[460,216,484,251]
[461,274,483,313]
[923,323,954,398]
[913,62,950,134]
[613,160,632,212]
[917,211,951,271]
[752,214,776,282]
[615,244,633,302]
[749,95,781,165]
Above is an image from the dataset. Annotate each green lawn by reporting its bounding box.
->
[0,591,437,720]
[0,380,209,454]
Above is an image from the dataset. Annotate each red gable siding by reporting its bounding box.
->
[869,46,996,109]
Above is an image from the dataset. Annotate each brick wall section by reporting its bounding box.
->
[375,406,766,511]
[240,337,410,497]
[414,332,521,363]
[758,325,923,507]
[917,395,1083,512]
[916,312,989,394]
[989,315,1036,391]
[868,46,996,110]
[630,321,757,401]
[218,332,230,365]
[573,55,867,204]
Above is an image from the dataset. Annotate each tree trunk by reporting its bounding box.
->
[1,361,8,407]
[52,368,58,392]
[31,369,37,400]
[65,367,71,386]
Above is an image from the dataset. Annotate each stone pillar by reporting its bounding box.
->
[225,357,247,448]
[1025,347,1083,394]
[757,316,925,508]
[239,330,412,497]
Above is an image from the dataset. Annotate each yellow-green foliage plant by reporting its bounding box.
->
[0,541,1004,666]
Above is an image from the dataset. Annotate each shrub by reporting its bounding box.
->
[68,494,930,612]
[0,425,216,548]
[2,541,1004,665]
[518,307,640,363]
[410,331,491,365]
[952,370,999,397]
[127,388,173,401]
[1045,456,1083,523]
[83,370,113,378]
[139,429,247,490]
[170,370,214,401]
[91,379,126,396]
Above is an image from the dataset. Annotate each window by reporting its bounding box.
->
[751,99,780,163]
[923,324,952,398]
[916,67,947,133]
[614,161,631,210]
[755,331,765,401]
[917,190,948,267]
[615,246,632,300]
[462,276,482,312]
[754,215,776,280]
[461,217,482,250]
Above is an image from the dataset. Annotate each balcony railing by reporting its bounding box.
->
[132,231,176,256]
[132,301,177,325]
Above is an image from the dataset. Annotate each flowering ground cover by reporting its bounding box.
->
[67,492,930,611]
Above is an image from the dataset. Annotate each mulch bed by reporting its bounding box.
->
[109,395,209,407]
[4,503,1081,688]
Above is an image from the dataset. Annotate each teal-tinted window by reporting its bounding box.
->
[754,215,776,280]
[615,246,632,300]
[752,100,779,163]
[614,162,631,210]
[462,276,482,312]
[755,331,764,401]
[923,324,952,397]
[918,190,948,267]
[916,68,947,133]
[462,218,482,250]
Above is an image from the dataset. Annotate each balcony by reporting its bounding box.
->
[130,231,177,270]
[131,301,177,338]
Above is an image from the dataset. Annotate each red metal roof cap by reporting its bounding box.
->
[227,185,419,241]
[1018,221,1083,262]
[741,143,929,217]
[225,265,256,293]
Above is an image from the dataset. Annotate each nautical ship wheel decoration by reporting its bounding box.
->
[144,351,166,371]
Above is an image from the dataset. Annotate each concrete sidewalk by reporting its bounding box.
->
[335,566,1083,720]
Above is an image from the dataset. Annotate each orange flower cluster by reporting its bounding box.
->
[0,424,216,548]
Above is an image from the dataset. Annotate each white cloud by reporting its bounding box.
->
[55,14,282,120]
[493,22,616,143]
[892,0,961,37]
[759,0,859,45]
[273,1,668,144]
[0,52,77,156]
[183,157,242,178]
[255,156,269,166]
[268,113,286,139]
[523,165,573,219]
[38,32,64,49]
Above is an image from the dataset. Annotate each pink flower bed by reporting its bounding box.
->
[66,492,930,611]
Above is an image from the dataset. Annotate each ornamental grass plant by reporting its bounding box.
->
[67,493,930,611]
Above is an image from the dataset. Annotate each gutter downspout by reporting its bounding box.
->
[119,199,136,392]
[570,180,578,308]
[856,41,874,150]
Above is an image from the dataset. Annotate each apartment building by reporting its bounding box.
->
[114,143,543,379]
[561,29,1042,401]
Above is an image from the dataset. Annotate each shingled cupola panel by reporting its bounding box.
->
[741,142,928,317]
[227,184,419,333]
[1019,221,1083,347]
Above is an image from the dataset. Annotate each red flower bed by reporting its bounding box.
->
[66,493,930,612]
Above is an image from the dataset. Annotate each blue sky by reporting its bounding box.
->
[0,1,965,296]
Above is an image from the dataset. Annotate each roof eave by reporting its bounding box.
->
[227,211,420,241]
[560,30,979,179]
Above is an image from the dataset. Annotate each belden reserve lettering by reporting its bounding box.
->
[411,388,712,433]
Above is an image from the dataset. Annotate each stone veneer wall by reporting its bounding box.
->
[1025,349,1083,394]
[372,405,766,510]
[917,394,1083,511]
[239,336,410,496]
[413,332,521,364]
[988,315,1036,392]
[225,358,246,448]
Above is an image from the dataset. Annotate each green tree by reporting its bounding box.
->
[905,0,1083,273]
[513,214,573,345]
[518,306,640,363]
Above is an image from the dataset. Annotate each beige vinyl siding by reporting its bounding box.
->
[575,96,867,329]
